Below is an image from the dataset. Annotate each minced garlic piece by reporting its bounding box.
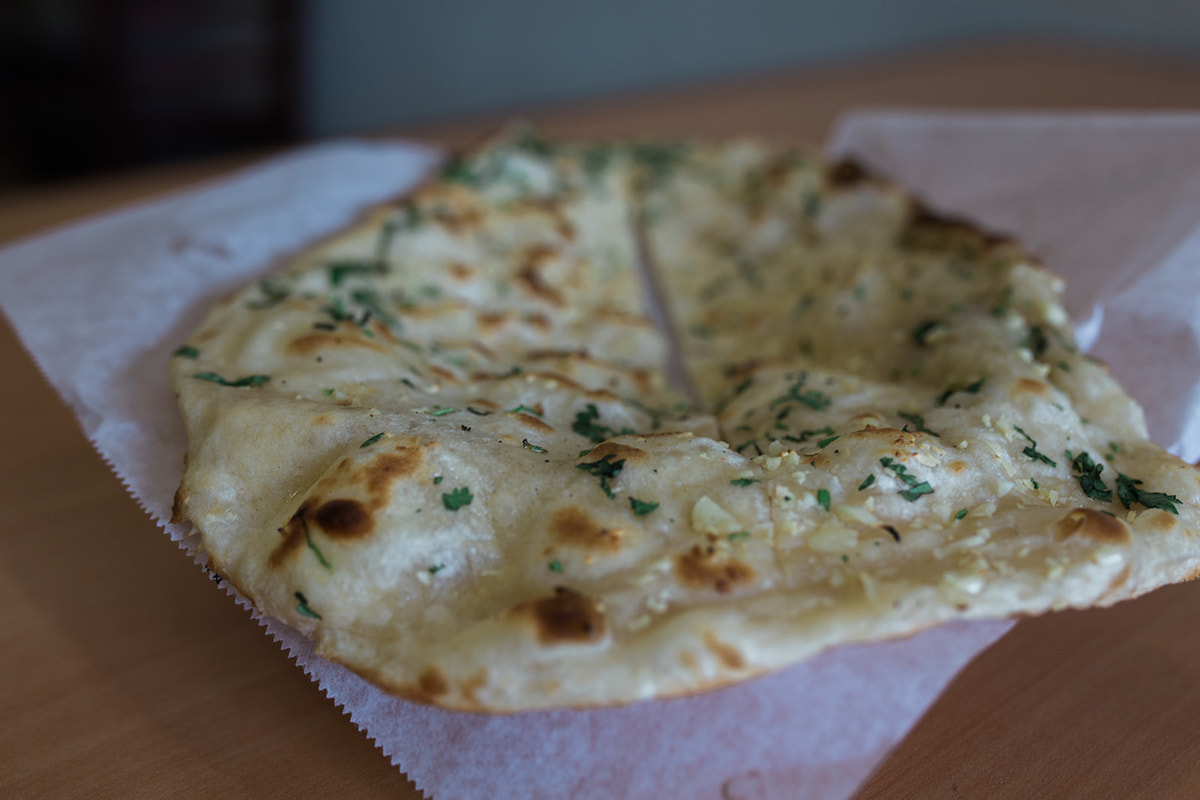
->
[691,495,742,535]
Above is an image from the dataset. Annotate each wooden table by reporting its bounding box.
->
[4,42,1200,798]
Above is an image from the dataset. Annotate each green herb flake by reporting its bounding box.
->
[433,475,443,485]
[431,406,458,417]
[508,404,543,417]
[730,478,761,487]
[572,403,635,443]
[912,319,942,346]
[548,558,564,573]
[629,497,659,516]
[900,482,935,501]
[880,456,935,502]
[817,435,841,449]
[359,432,385,448]
[735,440,762,456]
[1013,424,1057,467]
[780,426,835,444]
[193,371,270,388]
[301,521,332,572]
[954,508,969,520]
[936,377,985,407]
[1024,325,1049,358]
[576,453,625,499]
[769,373,831,412]
[428,564,445,574]
[1116,473,1181,514]
[898,411,939,437]
[322,388,335,398]
[294,592,321,619]
[442,486,473,511]
[173,345,200,359]
[247,279,290,309]
[817,488,831,511]
[858,474,875,491]
[522,438,548,454]
[328,260,385,286]
[1067,451,1112,502]
[727,531,751,541]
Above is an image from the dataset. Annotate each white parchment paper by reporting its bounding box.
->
[2,114,1198,799]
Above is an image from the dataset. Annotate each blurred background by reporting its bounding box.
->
[3,0,1200,189]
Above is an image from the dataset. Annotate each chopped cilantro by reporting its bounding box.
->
[441,156,476,184]
[359,432,384,448]
[781,425,835,444]
[442,486,473,511]
[631,142,687,184]
[629,498,659,516]
[769,373,831,412]
[817,488,831,511]
[730,478,761,487]
[349,287,399,329]
[572,403,635,443]
[508,404,543,417]
[1106,441,1122,463]
[322,388,334,398]
[936,377,985,407]
[858,474,875,491]
[247,279,289,309]
[1067,451,1112,502]
[817,435,841,449]
[302,521,332,571]
[727,531,751,541]
[880,456,935,501]
[173,345,199,359]
[294,592,321,619]
[576,453,625,499]
[912,320,942,346]
[522,438,547,454]
[1013,425,1057,467]
[328,260,386,286]
[954,508,969,520]
[899,483,935,501]
[433,475,443,485]
[898,411,939,437]
[1116,473,1181,514]
[548,558,564,573]
[193,372,269,388]
[428,564,445,574]
[431,406,457,417]
[1024,325,1049,358]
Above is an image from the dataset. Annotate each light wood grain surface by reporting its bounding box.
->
[3,41,1200,799]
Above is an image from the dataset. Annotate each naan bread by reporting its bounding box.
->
[171,128,1200,712]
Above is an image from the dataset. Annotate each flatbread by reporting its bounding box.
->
[170,127,1200,712]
